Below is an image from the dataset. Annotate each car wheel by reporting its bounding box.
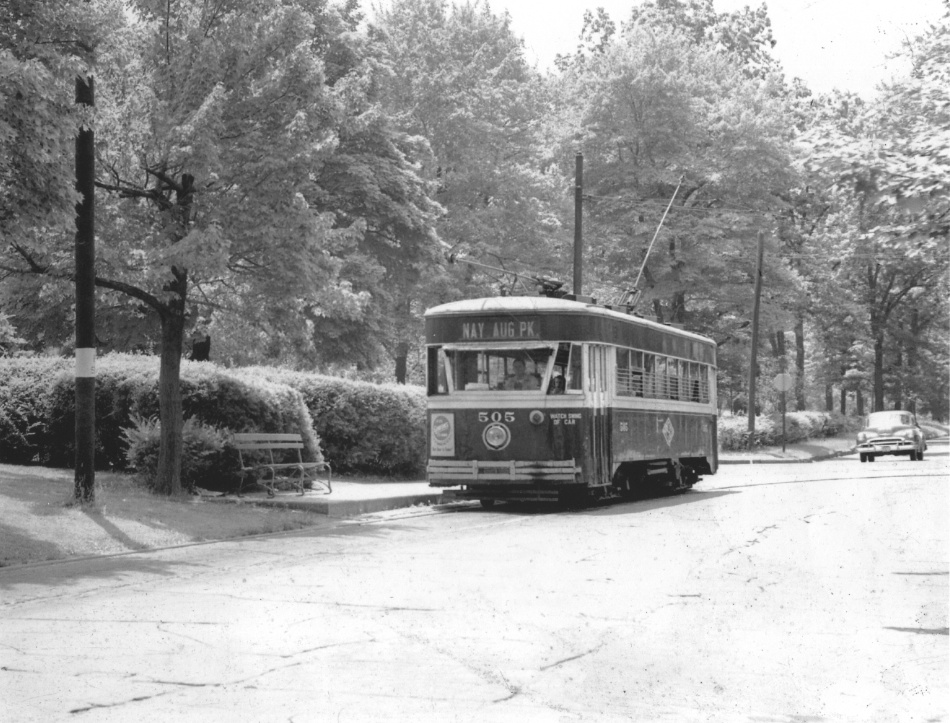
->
[867,454,875,462]
[479,498,496,509]
[860,453,867,463]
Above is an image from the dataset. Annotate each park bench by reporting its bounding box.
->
[232,432,332,497]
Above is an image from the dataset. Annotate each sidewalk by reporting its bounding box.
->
[205,479,441,518]
[213,435,884,517]
[719,436,858,465]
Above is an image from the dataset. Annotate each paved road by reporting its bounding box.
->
[2,450,947,722]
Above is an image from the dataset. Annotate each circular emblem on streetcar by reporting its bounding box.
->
[482,422,511,450]
[432,414,452,442]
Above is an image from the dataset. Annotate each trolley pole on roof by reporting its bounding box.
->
[573,153,583,297]
[747,231,765,448]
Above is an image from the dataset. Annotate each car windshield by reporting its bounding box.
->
[866,411,913,428]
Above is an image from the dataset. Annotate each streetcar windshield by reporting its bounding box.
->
[443,344,554,392]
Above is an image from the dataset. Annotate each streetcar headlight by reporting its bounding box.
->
[482,423,511,450]
[529,410,545,425]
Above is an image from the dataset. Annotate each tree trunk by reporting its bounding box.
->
[825,383,833,412]
[856,389,864,417]
[155,291,186,495]
[893,350,903,410]
[794,316,806,411]
[872,332,885,411]
[153,174,194,495]
[395,341,409,384]
[839,383,847,416]
[907,308,919,414]
[669,291,685,324]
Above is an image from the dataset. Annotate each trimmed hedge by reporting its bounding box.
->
[0,354,321,470]
[719,410,862,451]
[0,356,71,464]
[245,368,426,477]
[1,354,425,478]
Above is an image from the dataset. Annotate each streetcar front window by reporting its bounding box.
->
[442,346,556,392]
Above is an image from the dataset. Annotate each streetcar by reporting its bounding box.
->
[424,295,718,506]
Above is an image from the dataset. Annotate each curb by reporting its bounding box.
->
[206,491,443,518]
[719,448,857,465]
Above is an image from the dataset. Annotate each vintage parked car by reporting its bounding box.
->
[856,410,927,462]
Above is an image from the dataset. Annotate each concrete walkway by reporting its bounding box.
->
[204,479,441,518]
[210,436,898,517]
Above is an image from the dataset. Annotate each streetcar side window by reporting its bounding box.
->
[669,359,680,400]
[643,353,655,397]
[427,347,448,395]
[655,356,667,397]
[631,351,644,397]
[567,344,583,392]
[617,349,631,394]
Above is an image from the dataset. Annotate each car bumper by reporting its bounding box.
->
[857,441,916,456]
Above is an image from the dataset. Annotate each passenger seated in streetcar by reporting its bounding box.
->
[548,373,566,394]
[505,359,540,390]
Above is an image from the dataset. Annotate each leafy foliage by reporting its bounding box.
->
[123,415,240,492]
[248,367,427,476]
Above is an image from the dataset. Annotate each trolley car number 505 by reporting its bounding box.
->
[479,411,515,423]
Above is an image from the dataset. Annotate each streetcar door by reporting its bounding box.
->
[585,345,611,487]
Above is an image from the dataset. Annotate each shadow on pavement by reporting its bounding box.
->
[0,511,400,593]
[454,488,739,517]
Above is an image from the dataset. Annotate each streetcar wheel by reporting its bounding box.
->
[860,453,867,463]
[479,498,496,509]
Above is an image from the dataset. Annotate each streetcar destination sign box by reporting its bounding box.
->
[457,317,542,341]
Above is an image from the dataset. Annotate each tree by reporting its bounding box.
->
[0,0,112,240]
[3,0,407,493]
[370,0,564,304]
[799,8,950,411]
[553,19,799,346]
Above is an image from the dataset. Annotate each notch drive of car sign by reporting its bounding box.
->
[550,413,581,425]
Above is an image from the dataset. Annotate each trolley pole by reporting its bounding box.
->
[573,153,583,297]
[74,75,96,503]
[747,231,764,449]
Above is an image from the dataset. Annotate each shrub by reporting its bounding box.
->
[123,415,241,492]
[0,356,71,463]
[717,410,861,451]
[17,353,321,470]
[247,368,426,477]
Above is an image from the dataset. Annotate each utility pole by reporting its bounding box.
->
[74,75,96,502]
[747,231,765,447]
[573,153,583,297]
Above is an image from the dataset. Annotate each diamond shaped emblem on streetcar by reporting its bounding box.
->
[662,417,675,447]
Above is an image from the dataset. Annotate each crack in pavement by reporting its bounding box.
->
[884,626,949,636]
[70,690,174,714]
[540,643,604,671]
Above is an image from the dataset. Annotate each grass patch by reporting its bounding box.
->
[0,464,330,567]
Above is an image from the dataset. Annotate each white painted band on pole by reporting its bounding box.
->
[75,348,96,378]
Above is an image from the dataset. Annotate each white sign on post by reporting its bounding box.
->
[772,372,794,392]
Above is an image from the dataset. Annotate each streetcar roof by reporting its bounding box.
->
[424,296,714,346]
